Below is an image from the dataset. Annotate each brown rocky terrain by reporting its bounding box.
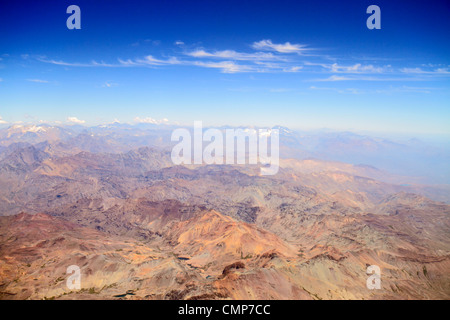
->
[0,129,449,300]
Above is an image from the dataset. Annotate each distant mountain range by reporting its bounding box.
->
[1,123,449,184]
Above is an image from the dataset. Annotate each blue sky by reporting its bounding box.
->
[0,0,449,134]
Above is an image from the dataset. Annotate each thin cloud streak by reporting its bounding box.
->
[26,79,49,83]
[310,85,435,94]
[252,39,310,54]
[311,75,430,82]
[185,49,284,61]
[33,40,450,79]
[400,67,450,74]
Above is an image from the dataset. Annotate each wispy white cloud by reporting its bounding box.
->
[32,40,450,80]
[38,55,181,68]
[420,63,449,68]
[305,62,389,74]
[186,49,282,61]
[329,63,389,73]
[118,55,181,66]
[102,82,118,88]
[67,116,86,124]
[116,58,140,66]
[375,85,434,94]
[183,46,303,73]
[400,67,450,74]
[136,55,181,65]
[312,74,426,82]
[252,39,309,54]
[309,86,363,94]
[310,85,434,94]
[38,57,123,67]
[131,39,160,47]
[314,75,354,81]
[283,66,303,73]
[0,115,8,124]
[193,61,252,73]
[27,79,49,83]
